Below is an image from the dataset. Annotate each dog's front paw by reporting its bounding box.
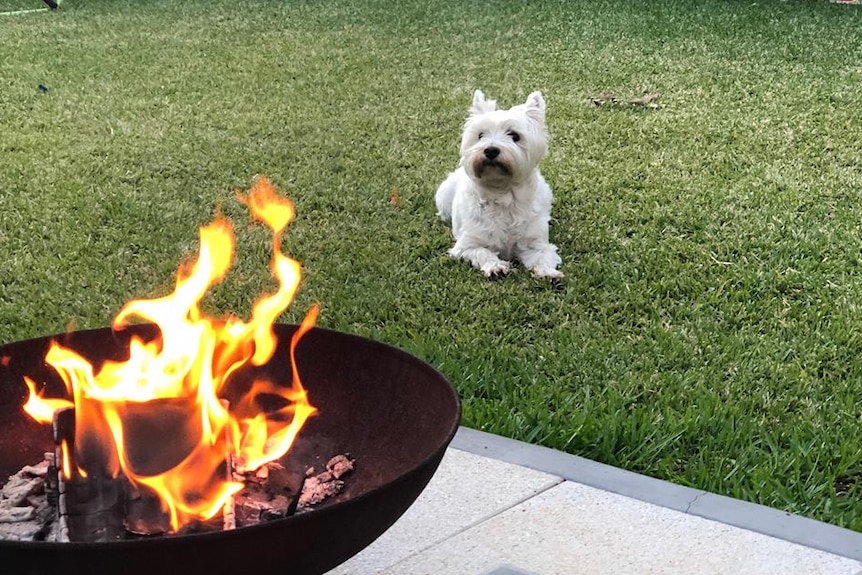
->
[531,267,564,281]
[482,260,511,279]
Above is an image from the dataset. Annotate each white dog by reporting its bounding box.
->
[435,90,563,280]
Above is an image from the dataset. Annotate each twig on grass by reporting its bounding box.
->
[591,92,660,109]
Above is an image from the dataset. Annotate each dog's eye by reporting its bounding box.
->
[478,132,485,140]
[508,131,521,142]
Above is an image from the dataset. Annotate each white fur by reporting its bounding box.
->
[435,90,563,279]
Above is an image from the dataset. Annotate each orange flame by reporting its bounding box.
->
[23,177,317,531]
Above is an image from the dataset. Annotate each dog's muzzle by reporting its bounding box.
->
[474,146,511,178]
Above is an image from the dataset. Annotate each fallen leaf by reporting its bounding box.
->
[591,91,620,106]
[628,93,660,108]
[591,91,660,109]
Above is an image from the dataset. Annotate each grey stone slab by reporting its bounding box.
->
[482,567,537,575]
[379,481,862,575]
[326,448,560,574]
[453,426,862,561]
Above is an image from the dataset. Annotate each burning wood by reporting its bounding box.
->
[4,374,355,542]
[0,452,355,541]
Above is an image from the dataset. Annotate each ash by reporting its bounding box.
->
[0,454,59,541]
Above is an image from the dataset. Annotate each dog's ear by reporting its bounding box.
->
[470,90,497,115]
[524,91,546,123]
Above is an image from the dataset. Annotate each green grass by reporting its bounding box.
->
[3,0,862,530]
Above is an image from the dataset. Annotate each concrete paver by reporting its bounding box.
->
[379,480,861,575]
[329,448,560,574]
[327,428,862,575]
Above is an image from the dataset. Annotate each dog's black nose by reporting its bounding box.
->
[484,146,501,160]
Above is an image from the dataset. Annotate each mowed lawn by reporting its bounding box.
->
[2,0,862,530]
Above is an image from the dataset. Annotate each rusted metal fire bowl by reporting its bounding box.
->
[0,324,461,575]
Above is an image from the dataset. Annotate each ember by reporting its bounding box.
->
[299,454,355,509]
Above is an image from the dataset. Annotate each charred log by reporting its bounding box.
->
[53,407,125,542]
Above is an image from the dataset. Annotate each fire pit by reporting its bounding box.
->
[0,177,461,574]
[0,325,460,575]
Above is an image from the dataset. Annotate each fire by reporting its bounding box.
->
[23,177,317,531]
